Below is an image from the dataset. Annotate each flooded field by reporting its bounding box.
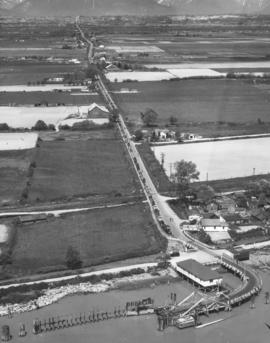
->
[106,69,223,82]
[152,137,270,181]
[0,133,38,150]
[146,61,270,69]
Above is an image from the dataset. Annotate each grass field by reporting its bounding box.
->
[8,203,166,275]
[112,79,270,124]
[27,136,139,203]
[0,150,34,207]
[155,38,270,61]
[0,91,101,106]
[0,64,85,85]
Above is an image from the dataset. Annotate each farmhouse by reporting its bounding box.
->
[59,103,110,128]
[152,128,176,142]
[201,218,229,232]
[78,103,109,119]
[176,259,223,290]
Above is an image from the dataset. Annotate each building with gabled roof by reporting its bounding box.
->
[201,218,229,232]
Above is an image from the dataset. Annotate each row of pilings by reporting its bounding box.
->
[32,308,127,335]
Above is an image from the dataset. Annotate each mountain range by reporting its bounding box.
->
[1,0,270,16]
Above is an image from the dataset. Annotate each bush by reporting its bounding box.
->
[32,120,48,131]
[134,129,143,141]
[48,124,56,131]
[65,246,82,270]
[0,123,10,131]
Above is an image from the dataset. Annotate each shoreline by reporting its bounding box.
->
[0,269,173,317]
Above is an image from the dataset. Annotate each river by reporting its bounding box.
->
[1,272,270,343]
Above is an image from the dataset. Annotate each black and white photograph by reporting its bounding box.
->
[0,1,270,342]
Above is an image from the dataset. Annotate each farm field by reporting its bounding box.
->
[152,137,270,182]
[0,149,34,207]
[106,69,224,82]
[0,91,101,106]
[8,203,166,275]
[27,136,139,203]
[38,129,117,141]
[112,79,270,124]
[0,47,85,59]
[0,104,107,128]
[155,38,270,61]
[145,61,270,69]
[0,133,38,151]
[0,64,85,85]
[0,85,90,92]
[106,71,174,82]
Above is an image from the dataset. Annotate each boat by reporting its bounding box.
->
[175,316,195,329]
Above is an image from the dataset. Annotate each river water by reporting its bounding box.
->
[152,137,270,181]
[1,273,270,343]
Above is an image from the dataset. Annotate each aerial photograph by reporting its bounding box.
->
[1,0,270,342]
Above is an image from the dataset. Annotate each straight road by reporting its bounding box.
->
[76,22,263,300]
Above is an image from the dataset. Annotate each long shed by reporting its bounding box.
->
[176,259,223,289]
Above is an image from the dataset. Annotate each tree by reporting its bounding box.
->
[194,184,215,204]
[169,116,178,126]
[247,179,270,198]
[71,120,96,131]
[66,246,82,270]
[86,64,99,81]
[175,131,183,142]
[0,123,10,131]
[234,193,249,208]
[134,129,143,141]
[32,120,48,131]
[47,124,56,131]
[172,160,200,200]
[258,192,267,208]
[141,109,158,127]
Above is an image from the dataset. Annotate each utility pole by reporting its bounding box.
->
[170,163,173,180]
[161,152,165,169]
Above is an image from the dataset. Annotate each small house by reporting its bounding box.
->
[180,133,202,141]
[152,129,176,142]
[216,197,237,214]
[201,218,229,232]
[223,213,249,225]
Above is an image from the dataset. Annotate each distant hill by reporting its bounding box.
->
[1,0,270,16]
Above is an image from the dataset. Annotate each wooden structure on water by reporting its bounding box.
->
[155,291,231,331]
[32,299,155,335]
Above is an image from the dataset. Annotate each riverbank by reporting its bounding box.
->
[0,265,174,316]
